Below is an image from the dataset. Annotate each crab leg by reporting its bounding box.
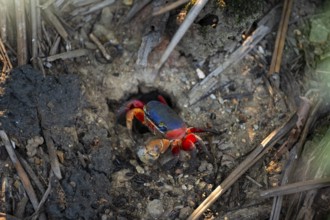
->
[182,133,211,158]
[126,108,145,137]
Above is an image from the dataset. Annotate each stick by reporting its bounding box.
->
[15,0,28,65]
[28,171,54,219]
[42,130,62,179]
[0,0,7,42]
[89,33,111,61]
[0,131,39,212]
[125,0,152,22]
[49,35,61,56]
[17,153,46,195]
[187,6,281,105]
[267,0,294,76]
[31,0,39,68]
[188,113,298,219]
[42,7,68,41]
[261,177,330,197]
[45,49,90,62]
[152,0,189,16]
[0,37,13,74]
[152,0,209,80]
[81,0,116,15]
[188,97,311,219]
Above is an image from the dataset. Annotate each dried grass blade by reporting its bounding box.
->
[152,0,190,16]
[0,131,40,212]
[261,177,330,197]
[268,0,294,76]
[152,0,209,80]
[15,0,27,65]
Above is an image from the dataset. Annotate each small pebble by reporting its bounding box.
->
[34,157,41,165]
[197,181,207,190]
[258,45,265,54]
[122,0,133,6]
[187,184,194,191]
[187,196,196,207]
[196,68,205,79]
[135,165,145,174]
[147,199,164,218]
[198,161,207,172]
[218,97,225,104]
[179,206,193,219]
[69,181,76,188]
[206,184,213,190]
[164,184,174,191]
[206,163,213,172]
[253,124,259,130]
[209,94,216,99]
[193,107,200,113]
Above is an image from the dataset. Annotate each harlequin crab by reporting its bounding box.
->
[118,95,211,164]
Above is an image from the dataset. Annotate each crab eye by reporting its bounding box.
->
[157,122,167,132]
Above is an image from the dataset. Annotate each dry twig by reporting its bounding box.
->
[188,96,311,219]
[28,172,54,219]
[136,0,170,67]
[0,131,40,216]
[15,0,27,65]
[152,0,209,80]
[268,0,294,77]
[17,153,46,195]
[261,177,330,197]
[187,6,281,105]
[125,0,152,22]
[0,37,13,76]
[275,97,311,158]
[152,0,189,16]
[89,33,111,61]
[31,0,41,68]
[49,35,61,56]
[81,0,115,15]
[0,0,7,41]
[281,97,324,220]
[42,130,62,179]
[42,7,69,42]
[45,49,90,62]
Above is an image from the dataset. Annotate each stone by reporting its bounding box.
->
[147,199,164,219]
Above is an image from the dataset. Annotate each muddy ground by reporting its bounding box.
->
[0,0,328,219]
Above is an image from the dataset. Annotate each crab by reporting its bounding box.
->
[118,95,210,164]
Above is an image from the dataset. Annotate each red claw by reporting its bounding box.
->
[182,134,198,151]
[157,95,168,105]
